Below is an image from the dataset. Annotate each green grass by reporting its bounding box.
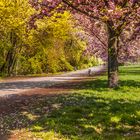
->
[0,64,140,140]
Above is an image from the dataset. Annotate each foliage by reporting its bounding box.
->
[19,11,97,74]
[0,1,99,76]
[29,0,140,87]
[0,0,35,75]
[29,0,140,62]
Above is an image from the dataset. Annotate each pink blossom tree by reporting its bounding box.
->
[29,0,140,88]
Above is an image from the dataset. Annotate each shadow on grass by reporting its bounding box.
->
[119,65,140,76]
[119,70,140,76]
[31,95,140,139]
[0,78,140,139]
[53,78,140,92]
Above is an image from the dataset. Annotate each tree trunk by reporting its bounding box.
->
[0,49,15,75]
[0,30,18,76]
[107,26,119,88]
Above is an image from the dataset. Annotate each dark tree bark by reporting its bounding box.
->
[0,47,16,75]
[0,30,18,76]
[107,23,119,88]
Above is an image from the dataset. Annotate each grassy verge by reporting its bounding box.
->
[0,65,140,139]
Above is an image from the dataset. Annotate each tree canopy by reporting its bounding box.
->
[30,0,140,87]
[0,0,139,87]
[0,0,99,76]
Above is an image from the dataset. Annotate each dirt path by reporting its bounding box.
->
[0,66,105,98]
[0,66,106,139]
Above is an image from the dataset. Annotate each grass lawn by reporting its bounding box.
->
[0,65,140,140]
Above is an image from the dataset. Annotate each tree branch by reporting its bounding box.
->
[62,0,100,21]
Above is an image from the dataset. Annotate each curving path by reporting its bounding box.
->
[0,66,105,98]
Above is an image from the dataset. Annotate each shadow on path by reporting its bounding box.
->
[0,78,140,139]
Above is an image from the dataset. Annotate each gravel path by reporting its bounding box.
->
[0,66,105,98]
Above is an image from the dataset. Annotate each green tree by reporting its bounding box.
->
[0,0,35,75]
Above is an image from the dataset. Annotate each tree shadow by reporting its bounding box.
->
[119,65,140,76]
[119,69,140,76]
[30,95,140,139]
[53,78,140,92]
[0,81,56,90]
[0,65,140,139]
[0,78,140,139]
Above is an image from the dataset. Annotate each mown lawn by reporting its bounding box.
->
[0,65,140,140]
